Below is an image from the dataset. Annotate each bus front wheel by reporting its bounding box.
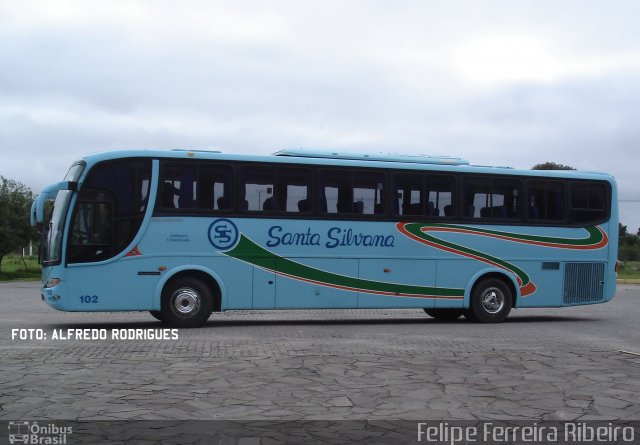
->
[161,277,213,328]
[149,310,164,322]
[466,278,512,323]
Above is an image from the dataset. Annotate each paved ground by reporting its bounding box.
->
[0,282,639,442]
[1,282,639,422]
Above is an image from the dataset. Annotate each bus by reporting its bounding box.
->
[31,148,619,327]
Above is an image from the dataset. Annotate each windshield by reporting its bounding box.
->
[67,159,151,264]
[41,190,72,265]
[65,163,85,183]
[40,162,85,266]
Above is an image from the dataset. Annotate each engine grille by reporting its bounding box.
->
[563,262,605,305]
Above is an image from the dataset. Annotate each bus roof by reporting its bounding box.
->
[76,149,615,182]
[273,148,470,165]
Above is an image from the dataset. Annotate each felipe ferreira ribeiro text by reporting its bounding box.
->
[11,328,179,340]
[417,422,635,444]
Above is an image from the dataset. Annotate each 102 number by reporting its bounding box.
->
[80,295,99,303]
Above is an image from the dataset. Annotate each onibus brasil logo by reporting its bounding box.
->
[8,421,72,444]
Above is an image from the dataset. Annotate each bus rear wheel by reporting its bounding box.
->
[423,308,464,320]
[161,277,213,328]
[466,278,512,323]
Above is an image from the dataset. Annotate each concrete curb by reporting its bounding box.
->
[617,279,640,284]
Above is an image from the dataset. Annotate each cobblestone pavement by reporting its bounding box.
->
[1,282,639,422]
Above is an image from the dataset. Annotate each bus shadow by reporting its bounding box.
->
[47,314,595,330]
[204,315,595,327]
[504,315,596,323]
[49,318,442,330]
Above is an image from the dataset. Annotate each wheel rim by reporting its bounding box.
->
[171,287,201,318]
[481,287,505,314]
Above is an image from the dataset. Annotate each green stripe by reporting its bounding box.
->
[403,223,531,286]
[225,234,464,297]
[423,223,604,247]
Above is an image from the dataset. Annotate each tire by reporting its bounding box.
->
[160,277,213,328]
[467,278,513,323]
[463,309,478,322]
[149,310,164,322]
[423,308,464,320]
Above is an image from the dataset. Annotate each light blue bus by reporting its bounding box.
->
[31,149,618,327]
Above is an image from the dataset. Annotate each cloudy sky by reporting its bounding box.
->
[1,1,639,228]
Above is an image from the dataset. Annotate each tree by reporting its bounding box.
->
[532,162,576,170]
[620,223,628,238]
[618,221,640,262]
[0,176,38,271]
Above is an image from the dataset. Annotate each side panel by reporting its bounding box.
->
[435,260,485,309]
[51,215,614,312]
[525,260,564,307]
[358,259,436,308]
[201,257,253,310]
[253,261,276,309]
[65,258,156,310]
[276,258,358,308]
[426,223,612,308]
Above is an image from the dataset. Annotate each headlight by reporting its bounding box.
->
[44,278,61,288]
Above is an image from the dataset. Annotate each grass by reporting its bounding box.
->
[0,256,41,281]
[619,261,640,280]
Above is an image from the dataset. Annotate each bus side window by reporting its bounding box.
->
[160,182,178,208]
[464,177,519,219]
[494,179,520,219]
[278,168,312,214]
[298,199,310,212]
[528,194,541,219]
[527,181,565,222]
[160,162,234,212]
[200,165,233,212]
[262,196,278,211]
[353,172,385,215]
[426,175,455,218]
[241,167,275,212]
[391,173,423,216]
[548,182,565,220]
[319,170,349,214]
[570,182,606,223]
[463,186,479,218]
[426,201,436,216]
[336,199,352,213]
[319,170,385,216]
[159,163,197,209]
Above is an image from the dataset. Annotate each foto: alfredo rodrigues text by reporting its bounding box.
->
[11,328,179,341]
